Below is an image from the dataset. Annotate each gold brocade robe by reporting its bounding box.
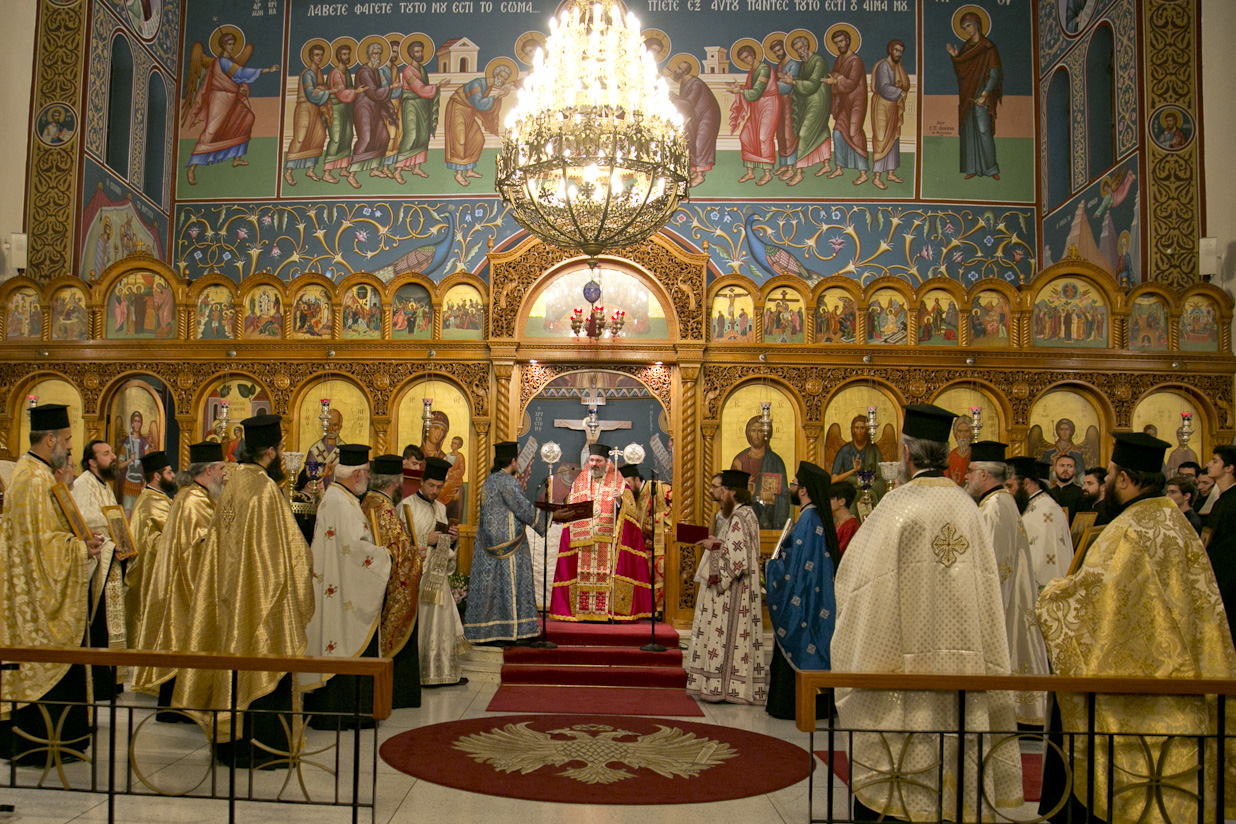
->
[361,491,421,657]
[124,486,171,653]
[1036,496,1236,823]
[131,483,215,693]
[173,464,314,737]
[636,480,672,611]
[0,454,92,715]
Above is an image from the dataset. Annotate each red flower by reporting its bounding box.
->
[326,528,336,539]
[325,585,338,597]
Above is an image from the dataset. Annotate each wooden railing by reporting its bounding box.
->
[0,646,393,720]
[0,646,394,824]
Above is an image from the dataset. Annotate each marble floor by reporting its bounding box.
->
[0,678,1043,824]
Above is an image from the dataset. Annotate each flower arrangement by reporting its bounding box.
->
[448,572,469,621]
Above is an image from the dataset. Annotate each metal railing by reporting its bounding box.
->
[795,671,1236,824]
[1,646,393,824]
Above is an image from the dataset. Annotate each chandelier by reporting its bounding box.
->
[495,0,690,268]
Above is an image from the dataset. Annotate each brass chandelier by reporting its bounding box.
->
[495,0,691,268]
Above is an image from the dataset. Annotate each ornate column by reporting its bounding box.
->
[493,362,514,441]
[175,414,194,467]
[803,423,823,464]
[371,416,391,453]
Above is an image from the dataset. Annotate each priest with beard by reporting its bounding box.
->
[686,469,766,705]
[132,442,226,719]
[964,441,1049,728]
[361,454,422,708]
[401,457,470,687]
[831,404,1023,821]
[174,414,314,767]
[303,445,392,728]
[764,460,838,720]
[71,440,127,700]
[0,404,102,763]
[464,441,545,644]
[1036,433,1236,823]
[124,450,177,661]
[1006,457,1072,591]
[551,444,652,622]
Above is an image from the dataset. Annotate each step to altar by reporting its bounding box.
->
[499,619,687,690]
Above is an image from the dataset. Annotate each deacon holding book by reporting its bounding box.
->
[303,444,392,727]
[132,441,227,716]
[174,414,314,767]
[551,444,653,622]
[686,468,766,705]
[465,442,545,644]
[125,450,176,655]
[0,403,102,763]
[401,456,469,687]
[361,453,423,708]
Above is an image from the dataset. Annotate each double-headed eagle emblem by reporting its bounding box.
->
[453,722,737,785]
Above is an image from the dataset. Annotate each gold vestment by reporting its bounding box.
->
[1036,496,1236,823]
[124,486,171,652]
[0,454,91,715]
[361,491,421,657]
[131,483,214,693]
[173,463,313,738]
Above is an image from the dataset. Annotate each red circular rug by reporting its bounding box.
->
[379,713,812,804]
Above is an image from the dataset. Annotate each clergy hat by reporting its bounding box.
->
[29,403,69,431]
[337,444,370,467]
[902,403,958,443]
[424,457,451,481]
[494,441,519,464]
[141,451,170,474]
[371,454,402,476]
[188,441,224,464]
[969,441,1007,462]
[619,463,641,480]
[1111,431,1170,473]
[797,460,828,483]
[242,414,283,450]
[1006,456,1047,482]
[588,443,611,458]
[720,469,750,490]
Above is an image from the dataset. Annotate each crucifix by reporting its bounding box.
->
[553,374,632,469]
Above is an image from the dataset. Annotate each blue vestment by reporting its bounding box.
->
[765,504,836,671]
[464,470,544,642]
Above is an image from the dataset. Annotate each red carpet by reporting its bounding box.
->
[380,714,812,804]
[815,750,1044,803]
[486,685,704,717]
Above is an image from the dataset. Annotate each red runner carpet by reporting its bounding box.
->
[815,750,1044,803]
[380,714,812,804]
[488,619,696,715]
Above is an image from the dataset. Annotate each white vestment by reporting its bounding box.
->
[401,492,469,684]
[977,488,1050,726]
[71,472,123,646]
[303,484,392,691]
[832,475,1023,821]
[1022,490,1073,589]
